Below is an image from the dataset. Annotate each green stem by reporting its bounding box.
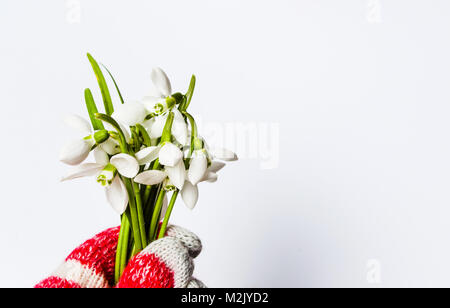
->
[144,185,160,227]
[95,113,129,153]
[143,186,152,208]
[158,190,179,239]
[125,225,134,264]
[114,214,126,283]
[183,112,198,157]
[118,214,131,283]
[143,160,161,206]
[161,112,174,143]
[123,178,143,253]
[130,127,139,152]
[149,189,166,242]
[180,75,196,112]
[133,180,147,247]
[136,123,152,147]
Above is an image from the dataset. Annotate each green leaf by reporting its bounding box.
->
[136,124,152,147]
[102,64,125,105]
[84,88,104,131]
[183,112,198,156]
[87,53,114,115]
[95,113,129,153]
[181,75,196,112]
[130,126,141,152]
[161,112,175,143]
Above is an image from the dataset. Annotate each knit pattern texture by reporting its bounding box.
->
[35,225,205,288]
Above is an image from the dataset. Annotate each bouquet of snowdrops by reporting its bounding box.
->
[59,54,237,283]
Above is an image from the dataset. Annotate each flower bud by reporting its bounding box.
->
[163,178,177,192]
[93,130,110,145]
[193,137,204,151]
[188,150,208,185]
[59,139,93,165]
[111,102,146,126]
[97,163,118,187]
[165,96,176,109]
[171,92,184,104]
[153,97,177,115]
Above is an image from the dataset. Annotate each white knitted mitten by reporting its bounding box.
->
[117,225,206,288]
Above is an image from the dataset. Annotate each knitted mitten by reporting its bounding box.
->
[35,225,205,288]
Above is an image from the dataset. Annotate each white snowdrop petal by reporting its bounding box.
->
[111,102,147,126]
[172,122,188,146]
[142,118,154,131]
[106,177,129,215]
[188,154,208,185]
[201,172,218,183]
[148,86,164,99]
[151,67,172,97]
[149,115,167,139]
[209,161,226,173]
[103,121,131,143]
[135,146,160,165]
[100,138,120,155]
[142,96,161,105]
[159,194,169,221]
[165,161,186,190]
[210,147,238,161]
[103,122,114,131]
[134,170,167,185]
[181,181,199,210]
[64,114,92,135]
[59,139,93,165]
[110,154,140,178]
[118,121,132,143]
[60,163,104,182]
[172,109,188,145]
[94,148,110,165]
[142,96,163,113]
[159,142,183,167]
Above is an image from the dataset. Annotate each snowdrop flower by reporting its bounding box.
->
[111,101,147,127]
[136,167,198,209]
[134,159,186,190]
[140,68,188,145]
[141,67,173,114]
[102,120,132,146]
[170,108,189,145]
[210,147,238,162]
[188,150,208,185]
[60,115,121,165]
[159,142,184,166]
[135,157,228,210]
[201,160,226,183]
[180,181,198,210]
[136,142,184,168]
[99,137,121,155]
[59,115,97,165]
[61,149,140,214]
[181,160,227,209]
[59,138,94,166]
[144,107,188,145]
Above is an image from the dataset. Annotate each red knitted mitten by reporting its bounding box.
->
[35,225,205,288]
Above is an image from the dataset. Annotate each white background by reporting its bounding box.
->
[1,0,450,288]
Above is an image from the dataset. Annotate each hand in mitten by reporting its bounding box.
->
[35,225,206,288]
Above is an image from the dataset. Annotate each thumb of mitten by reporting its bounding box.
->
[116,225,205,288]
